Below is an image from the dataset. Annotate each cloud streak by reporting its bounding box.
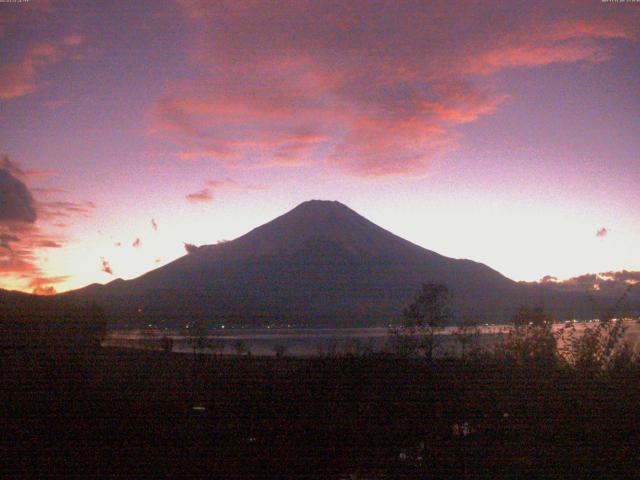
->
[0,33,84,101]
[151,1,638,177]
[186,178,264,203]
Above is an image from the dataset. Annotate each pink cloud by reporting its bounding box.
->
[29,275,68,296]
[0,33,84,101]
[151,2,638,178]
[37,200,96,220]
[596,227,608,237]
[100,258,113,275]
[459,16,638,76]
[186,178,265,203]
[132,238,141,248]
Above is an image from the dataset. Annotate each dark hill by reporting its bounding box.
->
[66,200,606,326]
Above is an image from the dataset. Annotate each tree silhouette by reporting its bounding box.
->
[453,316,481,359]
[233,339,247,356]
[272,343,288,358]
[161,335,174,353]
[502,305,557,367]
[402,282,453,360]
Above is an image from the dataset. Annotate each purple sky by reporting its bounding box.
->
[1,0,639,294]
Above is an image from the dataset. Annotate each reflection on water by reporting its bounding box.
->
[103,320,640,357]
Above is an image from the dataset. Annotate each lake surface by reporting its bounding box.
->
[103,320,640,357]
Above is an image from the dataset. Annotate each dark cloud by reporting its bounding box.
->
[563,274,599,288]
[184,242,199,254]
[540,275,558,283]
[186,188,213,203]
[1,154,25,177]
[529,270,640,294]
[0,155,95,291]
[132,238,141,248]
[100,258,113,275]
[599,270,640,285]
[0,167,37,223]
[596,227,608,237]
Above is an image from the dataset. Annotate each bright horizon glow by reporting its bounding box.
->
[1,1,639,294]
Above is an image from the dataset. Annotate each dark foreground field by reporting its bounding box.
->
[2,347,639,479]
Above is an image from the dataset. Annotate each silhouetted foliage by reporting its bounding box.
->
[3,345,638,478]
[233,339,248,356]
[386,325,419,358]
[272,343,288,358]
[0,295,107,353]
[510,305,549,327]
[186,322,209,355]
[402,282,453,360]
[452,316,481,359]
[499,306,558,367]
[562,283,638,373]
[161,335,174,353]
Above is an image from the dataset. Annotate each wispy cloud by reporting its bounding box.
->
[0,33,84,101]
[186,178,265,203]
[185,188,213,203]
[151,2,638,177]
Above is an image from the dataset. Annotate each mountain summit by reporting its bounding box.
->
[70,200,596,326]
[190,199,444,263]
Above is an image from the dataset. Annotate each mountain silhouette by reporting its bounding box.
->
[67,200,603,326]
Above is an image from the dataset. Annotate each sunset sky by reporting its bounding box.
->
[1,0,639,294]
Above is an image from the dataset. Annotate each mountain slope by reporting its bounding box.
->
[67,200,605,326]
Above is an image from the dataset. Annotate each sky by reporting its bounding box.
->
[1,0,639,294]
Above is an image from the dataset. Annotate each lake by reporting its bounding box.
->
[103,320,640,357]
